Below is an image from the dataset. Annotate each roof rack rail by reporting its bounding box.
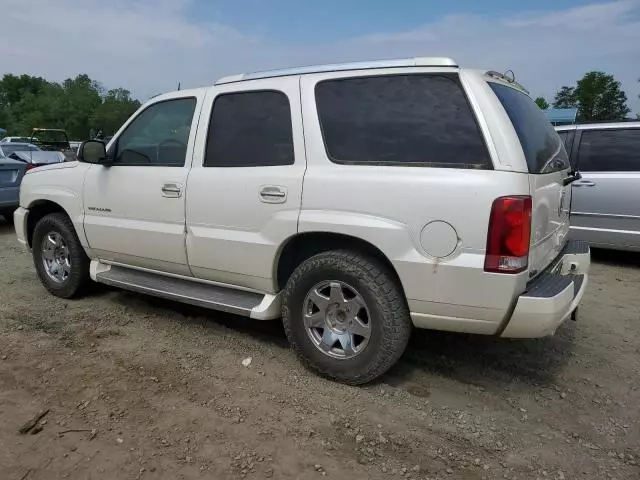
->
[215,57,458,85]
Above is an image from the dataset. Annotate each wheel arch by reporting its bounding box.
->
[275,231,405,295]
[26,200,72,248]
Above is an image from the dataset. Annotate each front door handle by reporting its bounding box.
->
[573,180,596,187]
[161,183,182,198]
[259,185,287,203]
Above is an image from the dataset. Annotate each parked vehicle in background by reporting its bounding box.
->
[14,57,590,384]
[9,150,66,168]
[30,128,70,151]
[0,136,32,143]
[0,156,27,220]
[0,143,41,157]
[556,122,640,252]
[30,128,76,162]
[0,143,65,169]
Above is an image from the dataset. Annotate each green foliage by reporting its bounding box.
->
[574,71,630,121]
[90,88,140,137]
[534,97,549,110]
[0,74,141,139]
[553,86,577,109]
[553,72,630,121]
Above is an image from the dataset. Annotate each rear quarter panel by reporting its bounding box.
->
[299,69,531,332]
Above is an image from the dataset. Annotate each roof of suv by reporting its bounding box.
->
[556,121,640,131]
[215,57,458,85]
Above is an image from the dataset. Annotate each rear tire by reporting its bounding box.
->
[282,250,412,385]
[32,213,90,298]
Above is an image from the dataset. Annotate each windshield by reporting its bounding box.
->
[489,82,570,174]
[0,144,40,156]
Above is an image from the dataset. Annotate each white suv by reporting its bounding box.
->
[14,57,590,384]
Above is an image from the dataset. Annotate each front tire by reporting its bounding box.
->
[32,213,90,298]
[282,251,412,385]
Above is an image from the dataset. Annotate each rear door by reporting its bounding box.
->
[185,78,305,293]
[570,127,640,249]
[489,83,572,277]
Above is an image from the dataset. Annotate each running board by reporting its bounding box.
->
[93,263,278,318]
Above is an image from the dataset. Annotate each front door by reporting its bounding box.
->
[571,127,640,249]
[185,78,306,293]
[83,93,202,275]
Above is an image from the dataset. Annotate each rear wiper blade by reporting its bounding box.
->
[563,170,582,186]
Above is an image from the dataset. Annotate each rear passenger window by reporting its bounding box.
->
[204,90,294,167]
[315,74,490,168]
[578,129,640,172]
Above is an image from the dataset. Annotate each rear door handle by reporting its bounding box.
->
[259,185,287,203]
[161,183,182,198]
[573,180,596,187]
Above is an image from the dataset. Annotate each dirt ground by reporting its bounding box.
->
[0,217,638,480]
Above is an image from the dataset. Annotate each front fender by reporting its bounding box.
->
[21,163,91,247]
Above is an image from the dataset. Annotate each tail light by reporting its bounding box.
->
[25,163,35,171]
[484,196,532,273]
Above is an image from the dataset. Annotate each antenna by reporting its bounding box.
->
[503,70,515,82]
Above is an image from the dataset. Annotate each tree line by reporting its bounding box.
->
[534,71,637,122]
[0,74,141,140]
[0,70,637,141]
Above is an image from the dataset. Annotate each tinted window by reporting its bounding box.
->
[557,131,573,151]
[205,91,294,167]
[115,97,196,166]
[315,74,490,168]
[490,83,569,174]
[578,129,640,172]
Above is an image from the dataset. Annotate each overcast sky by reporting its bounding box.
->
[1,0,639,113]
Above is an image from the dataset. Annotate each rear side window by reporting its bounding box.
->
[315,74,490,168]
[577,129,640,172]
[205,90,294,167]
[489,83,569,174]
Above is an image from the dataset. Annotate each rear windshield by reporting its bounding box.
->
[489,82,570,174]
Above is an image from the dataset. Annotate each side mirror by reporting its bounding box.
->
[78,140,109,165]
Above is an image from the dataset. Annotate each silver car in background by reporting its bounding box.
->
[556,122,640,251]
[0,143,65,169]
